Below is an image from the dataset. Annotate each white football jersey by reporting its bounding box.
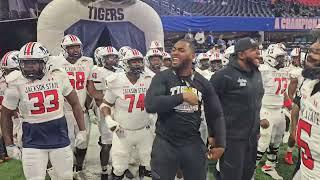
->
[297,79,320,180]
[195,67,213,80]
[259,64,290,107]
[103,71,153,130]
[2,69,73,123]
[88,65,118,92]
[289,66,304,97]
[0,76,6,107]
[58,56,94,110]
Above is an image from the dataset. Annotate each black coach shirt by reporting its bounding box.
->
[145,69,226,147]
[210,56,264,140]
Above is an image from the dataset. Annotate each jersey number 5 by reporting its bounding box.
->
[274,77,288,95]
[67,72,85,90]
[297,118,314,170]
[125,94,145,113]
[28,90,59,115]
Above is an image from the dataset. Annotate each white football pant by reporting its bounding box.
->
[111,126,154,176]
[22,146,73,180]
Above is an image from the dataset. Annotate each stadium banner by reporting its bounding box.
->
[161,16,320,32]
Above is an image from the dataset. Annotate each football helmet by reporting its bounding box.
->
[162,52,171,60]
[94,46,119,70]
[264,44,287,69]
[209,52,223,71]
[146,49,163,73]
[196,53,210,70]
[61,34,83,60]
[149,40,164,52]
[1,51,20,76]
[122,49,144,75]
[19,42,50,80]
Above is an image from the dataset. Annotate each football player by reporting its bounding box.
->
[0,51,21,162]
[162,52,172,69]
[99,49,154,180]
[209,52,223,73]
[145,49,164,74]
[87,46,120,179]
[0,42,87,180]
[256,44,290,180]
[60,34,94,179]
[292,41,320,180]
[284,47,305,165]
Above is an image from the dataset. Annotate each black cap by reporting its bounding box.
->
[234,37,259,53]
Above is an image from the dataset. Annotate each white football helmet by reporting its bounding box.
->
[146,49,163,59]
[122,49,144,74]
[290,48,301,57]
[118,46,132,60]
[210,52,223,71]
[162,52,171,59]
[1,51,20,70]
[94,47,105,66]
[264,44,287,68]
[224,45,235,60]
[61,34,83,59]
[149,40,164,52]
[19,42,50,80]
[95,46,119,69]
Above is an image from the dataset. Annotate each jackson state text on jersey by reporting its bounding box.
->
[103,72,153,130]
[297,79,320,180]
[2,69,73,149]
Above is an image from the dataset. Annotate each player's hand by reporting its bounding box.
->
[182,91,198,106]
[260,119,270,129]
[88,109,98,125]
[75,130,87,148]
[105,116,119,131]
[207,147,224,160]
[6,144,21,160]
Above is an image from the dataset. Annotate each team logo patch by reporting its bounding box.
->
[237,77,247,87]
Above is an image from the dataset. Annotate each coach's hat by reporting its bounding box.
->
[234,37,259,53]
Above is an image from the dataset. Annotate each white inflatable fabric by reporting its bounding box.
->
[37,0,164,55]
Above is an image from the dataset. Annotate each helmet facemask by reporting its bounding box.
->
[19,59,47,81]
[127,58,144,76]
[65,45,82,63]
[100,54,119,71]
[198,58,210,70]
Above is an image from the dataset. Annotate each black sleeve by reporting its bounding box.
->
[203,84,226,148]
[210,70,227,98]
[145,73,183,113]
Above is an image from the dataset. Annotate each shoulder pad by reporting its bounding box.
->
[5,70,22,83]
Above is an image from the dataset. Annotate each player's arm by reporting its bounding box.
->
[288,77,298,100]
[65,90,85,131]
[87,80,104,102]
[145,74,183,113]
[0,85,19,146]
[0,106,14,145]
[100,87,118,131]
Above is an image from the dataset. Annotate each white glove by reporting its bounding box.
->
[88,109,98,125]
[6,144,21,160]
[105,115,119,131]
[75,130,87,149]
